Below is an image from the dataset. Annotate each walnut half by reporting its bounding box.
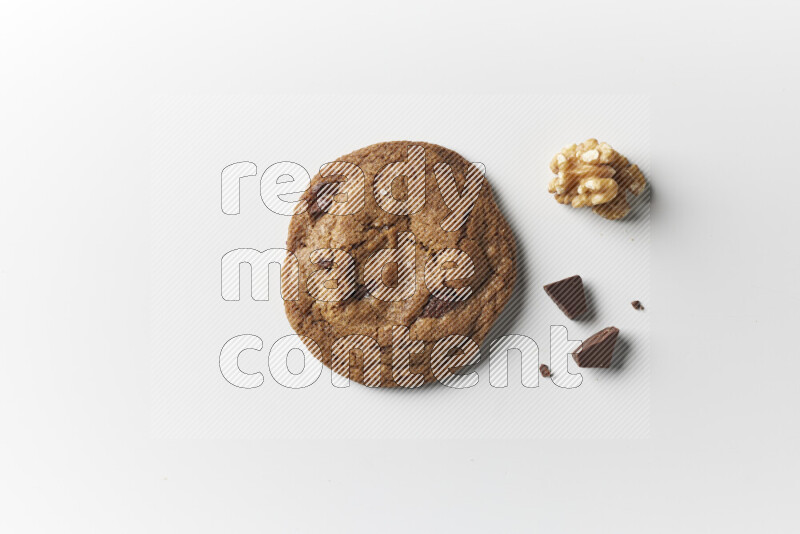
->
[548,138,646,220]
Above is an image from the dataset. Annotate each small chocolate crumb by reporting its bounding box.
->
[631,300,644,310]
[539,364,551,378]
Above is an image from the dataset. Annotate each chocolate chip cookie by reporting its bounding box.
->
[283,141,516,387]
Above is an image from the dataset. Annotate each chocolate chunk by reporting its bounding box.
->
[631,300,644,310]
[307,182,340,221]
[539,364,551,377]
[572,327,619,368]
[543,275,587,319]
[420,296,458,318]
[317,259,334,270]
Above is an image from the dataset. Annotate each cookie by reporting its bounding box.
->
[283,141,517,387]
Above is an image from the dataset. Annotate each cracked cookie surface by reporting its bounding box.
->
[284,141,517,387]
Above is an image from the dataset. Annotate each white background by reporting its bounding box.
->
[1,1,799,532]
[152,94,650,439]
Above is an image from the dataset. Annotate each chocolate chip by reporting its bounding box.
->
[539,364,551,377]
[349,284,370,301]
[631,300,644,310]
[382,263,399,287]
[317,260,334,270]
[419,296,458,318]
[572,327,619,368]
[307,182,340,221]
[543,275,587,319]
